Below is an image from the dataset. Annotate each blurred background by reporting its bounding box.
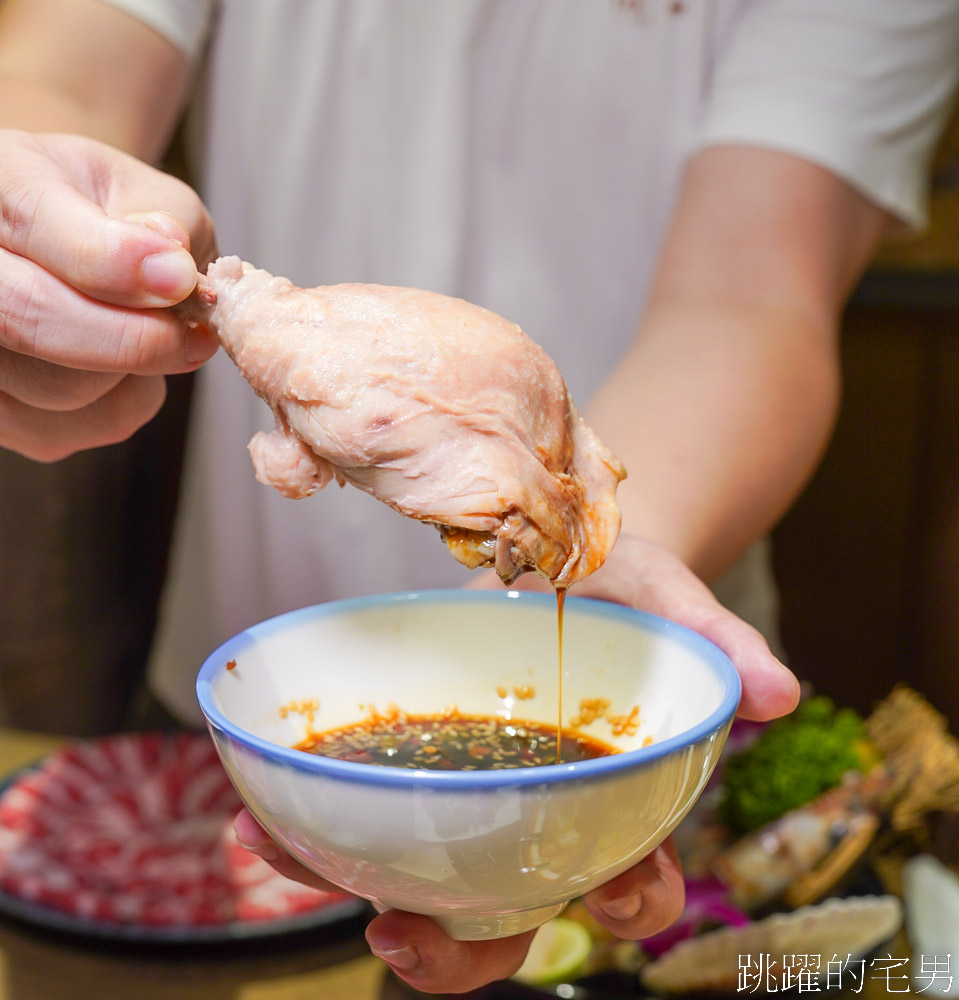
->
[774,111,959,732]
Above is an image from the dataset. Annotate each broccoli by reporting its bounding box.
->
[717,696,873,835]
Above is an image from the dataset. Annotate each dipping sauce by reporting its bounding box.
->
[296,711,618,770]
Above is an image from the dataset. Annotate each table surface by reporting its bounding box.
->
[0,729,915,1000]
[0,728,390,1000]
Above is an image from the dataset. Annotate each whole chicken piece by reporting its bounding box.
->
[193,256,625,587]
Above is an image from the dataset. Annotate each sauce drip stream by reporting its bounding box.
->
[556,587,566,765]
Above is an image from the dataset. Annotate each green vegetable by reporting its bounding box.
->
[718,696,872,835]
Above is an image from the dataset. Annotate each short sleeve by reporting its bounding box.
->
[697,0,959,230]
[95,0,218,65]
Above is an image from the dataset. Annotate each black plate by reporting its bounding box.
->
[0,756,369,944]
[0,875,369,945]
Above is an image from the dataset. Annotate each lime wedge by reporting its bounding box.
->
[513,917,592,985]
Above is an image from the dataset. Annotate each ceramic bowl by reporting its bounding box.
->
[196,590,740,940]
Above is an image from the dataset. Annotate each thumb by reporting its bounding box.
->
[123,210,202,299]
[4,180,198,307]
[2,142,199,307]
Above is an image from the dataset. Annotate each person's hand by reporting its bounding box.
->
[231,534,799,993]
[234,807,685,993]
[0,129,219,461]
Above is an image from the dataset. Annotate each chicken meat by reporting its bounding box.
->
[185,256,625,588]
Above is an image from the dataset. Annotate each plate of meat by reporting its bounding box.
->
[0,731,367,941]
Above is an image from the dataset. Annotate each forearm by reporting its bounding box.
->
[0,78,139,154]
[585,296,840,583]
[0,0,189,162]
[587,146,891,582]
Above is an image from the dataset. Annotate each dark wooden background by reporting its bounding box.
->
[773,283,959,730]
[773,120,959,731]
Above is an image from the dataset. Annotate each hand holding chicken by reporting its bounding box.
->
[192,256,625,587]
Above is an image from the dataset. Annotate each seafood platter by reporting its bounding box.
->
[468,685,959,998]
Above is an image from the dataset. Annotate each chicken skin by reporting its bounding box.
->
[194,256,625,588]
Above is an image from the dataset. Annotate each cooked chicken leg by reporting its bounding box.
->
[188,256,625,587]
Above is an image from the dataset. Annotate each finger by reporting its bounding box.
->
[0,248,218,373]
[366,908,537,994]
[123,210,192,249]
[119,209,217,277]
[575,536,800,723]
[232,809,348,895]
[583,839,686,940]
[680,604,800,722]
[0,373,166,461]
[107,152,220,271]
[0,346,123,410]
[3,135,204,307]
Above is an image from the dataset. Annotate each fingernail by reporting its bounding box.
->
[233,811,279,859]
[141,250,197,298]
[598,894,642,922]
[240,841,280,862]
[370,943,419,971]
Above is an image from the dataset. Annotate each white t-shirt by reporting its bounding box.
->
[100,0,959,723]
